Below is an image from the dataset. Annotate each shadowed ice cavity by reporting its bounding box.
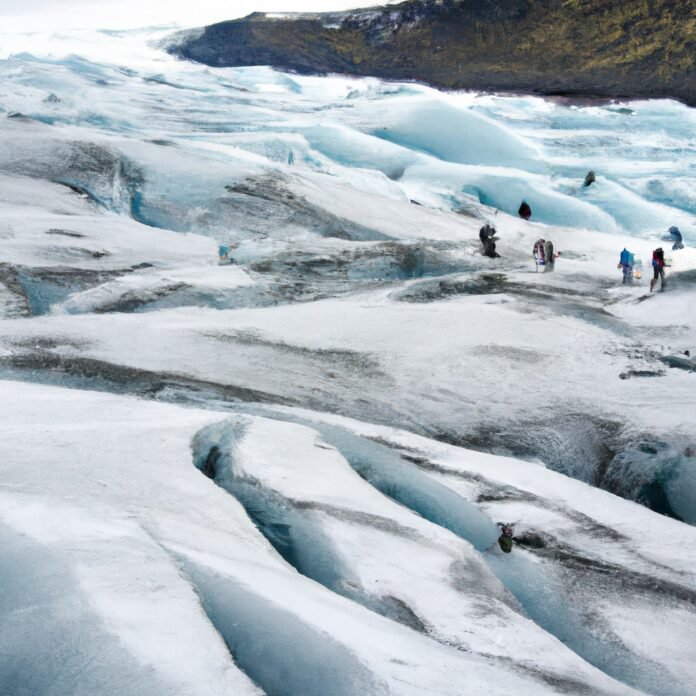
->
[179,560,388,696]
[191,420,427,630]
[0,525,170,696]
[605,442,696,524]
[16,269,113,316]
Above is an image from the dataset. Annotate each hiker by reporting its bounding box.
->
[518,201,532,220]
[218,243,238,264]
[650,247,666,292]
[583,170,596,187]
[663,226,684,251]
[533,238,546,271]
[543,239,557,272]
[618,247,634,285]
[482,236,500,258]
[479,223,493,245]
[479,223,496,248]
[498,523,514,553]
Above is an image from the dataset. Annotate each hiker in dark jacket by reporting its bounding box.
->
[479,224,495,248]
[583,170,596,187]
[483,236,500,258]
[650,247,666,292]
[518,201,532,220]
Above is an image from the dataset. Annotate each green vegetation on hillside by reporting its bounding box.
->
[172,0,696,104]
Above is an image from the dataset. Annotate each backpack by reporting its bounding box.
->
[534,239,546,262]
[653,248,664,269]
[544,240,554,261]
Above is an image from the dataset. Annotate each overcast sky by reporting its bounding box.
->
[0,0,396,32]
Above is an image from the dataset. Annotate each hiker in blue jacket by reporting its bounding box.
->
[618,247,634,285]
[663,226,684,251]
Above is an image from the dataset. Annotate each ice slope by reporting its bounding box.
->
[0,32,694,240]
[1,23,696,696]
[0,381,648,696]
[1,46,695,521]
[2,221,694,516]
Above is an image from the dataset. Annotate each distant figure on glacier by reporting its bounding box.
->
[478,223,496,249]
[287,150,295,165]
[534,239,559,272]
[482,235,500,258]
[650,247,666,292]
[497,523,515,553]
[618,247,634,285]
[518,200,532,221]
[218,243,238,264]
[663,226,684,251]
[583,170,596,187]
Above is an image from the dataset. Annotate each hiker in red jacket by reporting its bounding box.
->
[650,247,666,292]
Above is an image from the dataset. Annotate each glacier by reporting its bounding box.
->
[1,23,696,696]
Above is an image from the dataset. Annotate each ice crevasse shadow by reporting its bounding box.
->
[187,419,402,696]
[191,419,429,630]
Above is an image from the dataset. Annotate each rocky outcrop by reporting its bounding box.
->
[169,0,696,105]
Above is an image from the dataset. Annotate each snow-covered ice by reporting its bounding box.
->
[1,23,695,696]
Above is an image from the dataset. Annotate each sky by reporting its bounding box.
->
[0,0,397,32]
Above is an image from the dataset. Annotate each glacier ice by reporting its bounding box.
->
[1,22,696,696]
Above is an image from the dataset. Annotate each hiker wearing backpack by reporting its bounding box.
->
[479,224,496,250]
[618,247,634,285]
[663,226,684,251]
[650,247,666,292]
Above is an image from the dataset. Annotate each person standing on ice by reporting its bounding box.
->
[518,200,532,220]
[218,242,238,265]
[479,223,496,250]
[650,247,666,292]
[663,226,684,251]
[583,170,596,187]
[618,247,634,285]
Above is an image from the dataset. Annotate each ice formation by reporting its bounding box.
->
[0,24,695,696]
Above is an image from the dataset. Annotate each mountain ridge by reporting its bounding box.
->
[169,0,696,105]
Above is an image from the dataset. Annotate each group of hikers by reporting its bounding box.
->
[618,227,685,291]
[481,215,681,291]
[479,219,560,271]
[618,245,671,292]
[478,181,686,292]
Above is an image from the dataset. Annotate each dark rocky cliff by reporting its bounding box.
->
[170,0,696,105]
